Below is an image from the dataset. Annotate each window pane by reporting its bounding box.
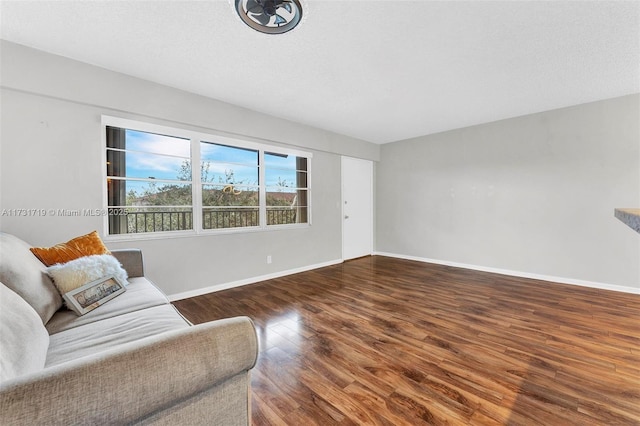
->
[202,184,259,207]
[107,177,193,234]
[200,162,258,185]
[107,180,192,206]
[265,152,307,171]
[202,207,259,229]
[106,126,192,235]
[107,150,190,181]
[266,206,307,226]
[265,168,298,188]
[107,128,190,157]
[108,206,193,234]
[201,184,259,229]
[200,142,260,230]
[265,153,307,188]
[201,142,258,165]
[264,153,309,226]
[266,188,308,225]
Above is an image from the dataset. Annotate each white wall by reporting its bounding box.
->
[0,41,379,297]
[377,94,640,291]
[4,40,638,295]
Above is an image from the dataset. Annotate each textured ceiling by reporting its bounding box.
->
[1,0,639,144]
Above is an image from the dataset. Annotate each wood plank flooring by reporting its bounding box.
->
[172,256,640,425]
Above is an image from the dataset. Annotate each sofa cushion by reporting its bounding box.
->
[47,254,128,295]
[46,304,190,367]
[46,277,173,334]
[30,230,110,267]
[0,233,63,324]
[0,282,50,382]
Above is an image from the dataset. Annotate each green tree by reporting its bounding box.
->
[176,159,214,183]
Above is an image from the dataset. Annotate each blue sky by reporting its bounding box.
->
[122,130,190,181]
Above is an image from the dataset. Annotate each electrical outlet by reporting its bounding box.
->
[267,255,272,264]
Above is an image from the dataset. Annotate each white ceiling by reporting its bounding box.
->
[1,0,639,144]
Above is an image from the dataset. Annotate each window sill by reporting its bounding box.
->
[103,223,311,242]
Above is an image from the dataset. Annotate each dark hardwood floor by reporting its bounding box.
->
[173,256,640,425]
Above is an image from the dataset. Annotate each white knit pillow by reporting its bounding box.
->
[47,254,128,295]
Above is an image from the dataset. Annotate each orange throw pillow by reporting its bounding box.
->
[30,231,110,266]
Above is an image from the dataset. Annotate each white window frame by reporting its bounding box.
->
[102,116,312,241]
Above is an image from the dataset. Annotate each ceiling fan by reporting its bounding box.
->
[234,0,303,34]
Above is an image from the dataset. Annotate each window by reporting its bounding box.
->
[103,117,311,238]
[106,127,193,234]
[200,142,259,229]
[265,152,308,225]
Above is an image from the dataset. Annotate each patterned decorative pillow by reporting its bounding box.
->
[47,254,128,296]
[30,231,110,267]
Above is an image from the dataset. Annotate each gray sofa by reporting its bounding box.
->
[0,232,258,425]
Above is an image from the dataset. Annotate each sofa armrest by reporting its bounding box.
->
[111,249,144,278]
[0,316,258,425]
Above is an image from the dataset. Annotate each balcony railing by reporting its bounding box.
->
[116,207,299,234]
[126,210,193,233]
[203,208,259,229]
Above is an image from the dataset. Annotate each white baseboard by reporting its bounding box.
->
[374,251,640,295]
[168,258,343,301]
[169,253,639,301]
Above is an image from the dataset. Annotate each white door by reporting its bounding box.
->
[342,156,373,260]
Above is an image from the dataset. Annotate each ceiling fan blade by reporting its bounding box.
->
[274,14,286,25]
[246,0,260,12]
[254,12,271,25]
[247,4,263,14]
[280,3,292,13]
